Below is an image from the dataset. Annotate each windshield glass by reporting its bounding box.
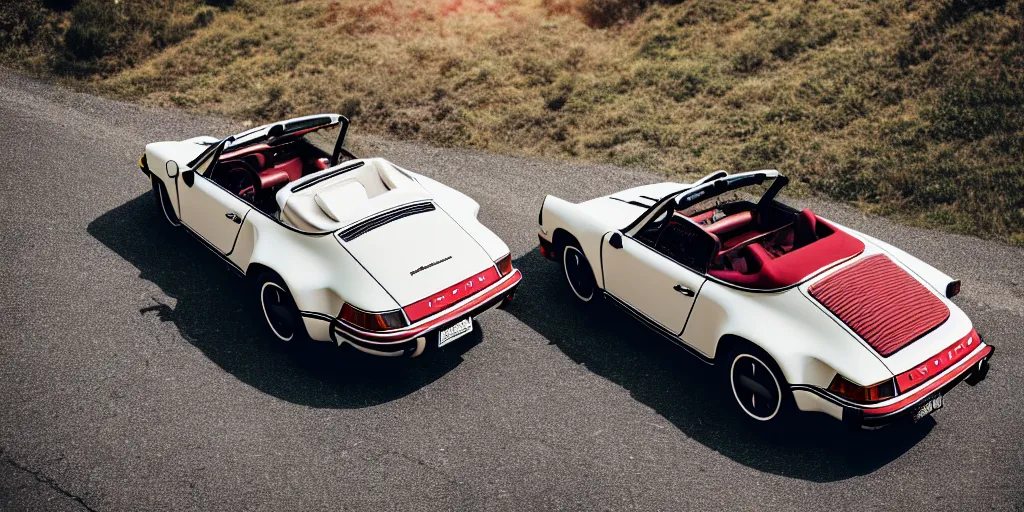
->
[677,174,777,217]
[304,124,340,155]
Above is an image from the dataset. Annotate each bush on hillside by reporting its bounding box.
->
[61,0,217,75]
[0,0,57,47]
[578,0,654,27]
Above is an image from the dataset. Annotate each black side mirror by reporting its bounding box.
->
[182,169,195,187]
[609,232,623,249]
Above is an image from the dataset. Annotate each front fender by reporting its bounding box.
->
[539,195,615,288]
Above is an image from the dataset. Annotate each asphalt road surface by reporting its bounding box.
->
[1,69,1022,511]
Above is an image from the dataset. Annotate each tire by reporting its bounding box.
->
[152,176,181,227]
[723,345,792,425]
[562,244,597,303]
[256,273,308,343]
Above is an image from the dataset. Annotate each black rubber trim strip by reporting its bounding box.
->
[329,292,507,352]
[291,161,365,193]
[609,197,652,208]
[603,292,714,365]
[337,201,435,241]
[299,311,337,322]
[791,345,995,416]
[180,224,245,276]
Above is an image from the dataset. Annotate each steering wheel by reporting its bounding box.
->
[221,166,257,203]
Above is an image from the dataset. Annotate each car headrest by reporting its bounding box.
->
[313,180,368,222]
[798,208,817,231]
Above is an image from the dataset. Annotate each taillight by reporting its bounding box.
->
[495,253,513,276]
[828,375,897,403]
[339,304,408,331]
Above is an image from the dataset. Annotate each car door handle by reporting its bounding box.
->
[225,212,242,224]
[673,284,695,297]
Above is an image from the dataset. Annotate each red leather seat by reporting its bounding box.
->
[707,211,753,237]
[272,157,304,182]
[708,218,865,289]
[794,208,818,249]
[257,168,291,190]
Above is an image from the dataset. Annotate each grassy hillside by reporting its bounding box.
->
[3,0,1022,243]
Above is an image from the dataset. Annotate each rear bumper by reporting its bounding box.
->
[327,269,522,357]
[794,343,994,429]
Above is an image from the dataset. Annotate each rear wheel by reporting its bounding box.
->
[563,244,596,302]
[724,346,792,424]
[151,176,180,227]
[257,273,308,343]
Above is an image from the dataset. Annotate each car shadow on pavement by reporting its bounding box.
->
[506,248,933,483]
[88,193,481,409]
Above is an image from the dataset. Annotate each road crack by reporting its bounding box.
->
[4,455,99,512]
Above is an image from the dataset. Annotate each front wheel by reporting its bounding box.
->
[257,273,308,343]
[151,176,181,227]
[724,347,792,424]
[563,244,596,302]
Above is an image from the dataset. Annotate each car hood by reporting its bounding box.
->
[575,182,688,229]
[338,207,495,307]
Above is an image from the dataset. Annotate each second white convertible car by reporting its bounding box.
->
[538,170,993,428]
[140,114,521,357]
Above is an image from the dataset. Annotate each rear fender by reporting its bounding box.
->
[838,225,956,297]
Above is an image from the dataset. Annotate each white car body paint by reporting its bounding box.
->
[539,173,990,425]
[141,115,520,356]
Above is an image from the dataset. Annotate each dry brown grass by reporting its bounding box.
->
[5,0,1023,243]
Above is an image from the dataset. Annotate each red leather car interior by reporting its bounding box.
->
[708,216,865,289]
[270,157,304,183]
[794,208,819,249]
[706,211,753,237]
[256,168,291,190]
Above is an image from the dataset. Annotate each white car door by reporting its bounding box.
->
[176,169,252,254]
[602,207,713,335]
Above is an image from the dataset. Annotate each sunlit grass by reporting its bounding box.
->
[5,0,1022,243]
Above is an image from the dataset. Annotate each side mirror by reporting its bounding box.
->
[609,232,623,249]
[166,160,179,178]
[181,169,195,188]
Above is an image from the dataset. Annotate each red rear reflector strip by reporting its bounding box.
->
[896,329,979,393]
[403,267,501,322]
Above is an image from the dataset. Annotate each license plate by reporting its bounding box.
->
[438,318,473,348]
[913,393,943,422]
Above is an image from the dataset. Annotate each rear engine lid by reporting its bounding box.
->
[808,254,950,358]
[338,205,495,309]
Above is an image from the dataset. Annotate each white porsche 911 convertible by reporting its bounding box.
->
[538,170,993,428]
[139,114,521,357]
